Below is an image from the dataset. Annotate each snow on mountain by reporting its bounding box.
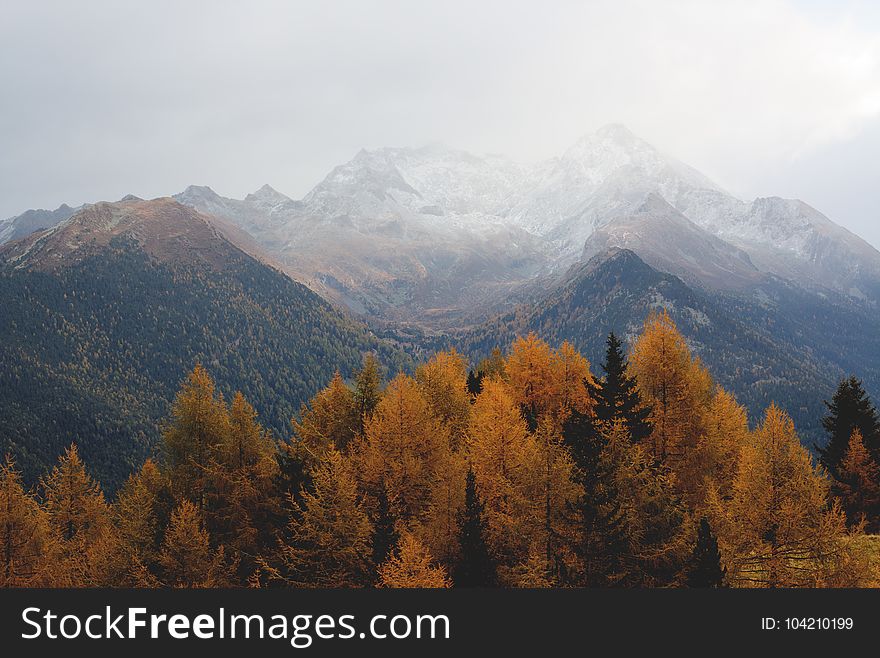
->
[0,204,80,246]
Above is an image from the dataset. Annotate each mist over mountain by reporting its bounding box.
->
[5,124,880,448]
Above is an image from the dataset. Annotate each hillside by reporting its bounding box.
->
[0,198,407,490]
[456,249,880,443]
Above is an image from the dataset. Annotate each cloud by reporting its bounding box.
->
[0,0,878,245]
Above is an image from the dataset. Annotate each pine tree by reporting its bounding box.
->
[687,517,726,588]
[819,376,880,479]
[588,332,652,442]
[466,370,485,397]
[377,533,451,588]
[833,429,880,532]
[114,459,164,568]
[454,468,496,587]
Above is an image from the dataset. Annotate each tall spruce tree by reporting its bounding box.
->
[819,376,880,478]
[354,354,384,434]
[588,333,652,442]
[454,468,496,587]
[466,370,484,398]
[561,412,629,586]
[687,517,726,588]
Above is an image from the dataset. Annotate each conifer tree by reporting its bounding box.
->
[293,371,359,453]
[819,376,880,478]
[0,456,54,587]
[588,332,652,442]
[114,459,164,569]
[416,349,472,446]
[159,500,230,588]
[630,311,713,471]
[708,405,861,587]
[466,370,485,397]
[454,468,496,587]
[354,353,384,434]
[162,364,230,508]
[687,517,726,588]
[833,429,880,532]
[466,378,537,567]
[41,444,122,586]
[371,481,398,571]
[357,374,448,523]
[281,449,372,587]
[377,533,451,588]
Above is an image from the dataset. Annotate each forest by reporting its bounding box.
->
[2,310,880,588]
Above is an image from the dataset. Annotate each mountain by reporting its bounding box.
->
[0,197,407,490]
[458,248,880,443]
[166,125,880,330]
[0,203,80,246]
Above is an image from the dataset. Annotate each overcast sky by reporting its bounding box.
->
[2,0,879,246]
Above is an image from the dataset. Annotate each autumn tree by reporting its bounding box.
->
[708,405,862,587]
[279,449,372,587]
[532,418,581,583]
[377,533,451,588]
[466,378,537,572]
[833,429,880,532]
[162,364,230,508]
[689,388,751,508]
[416,349,472,446]
[506,334,557,430]
[159,500,230,588]
[114,459,165,576]
[0,456,54,587]
[293,371,359,454]
[357,374,449,524]
[686,517,726,588]
[41,444,121,586]
[206,392,281,569]
[819,376,880,479]
[418,447,468,567]
[629,311,713,490]
[454,468,496,587]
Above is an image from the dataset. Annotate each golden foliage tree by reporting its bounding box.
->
[0,456,54,587]
[466,378,538,575]
[630,310,712,474]
[206,392,280,561]
[357,374,449,523]
[415,349,472,447]
[41,444,123,586]
[159,500,230,588]
[114,459,164,572]
[708,405,863,587]
[163,364,230,507]
[506,334,558,426]
[293,371,359,454]
[691,388,751,507]
[377,533,451,588]
[281,449,372,587]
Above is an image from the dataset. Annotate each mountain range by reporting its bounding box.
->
[3,123,880,471]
